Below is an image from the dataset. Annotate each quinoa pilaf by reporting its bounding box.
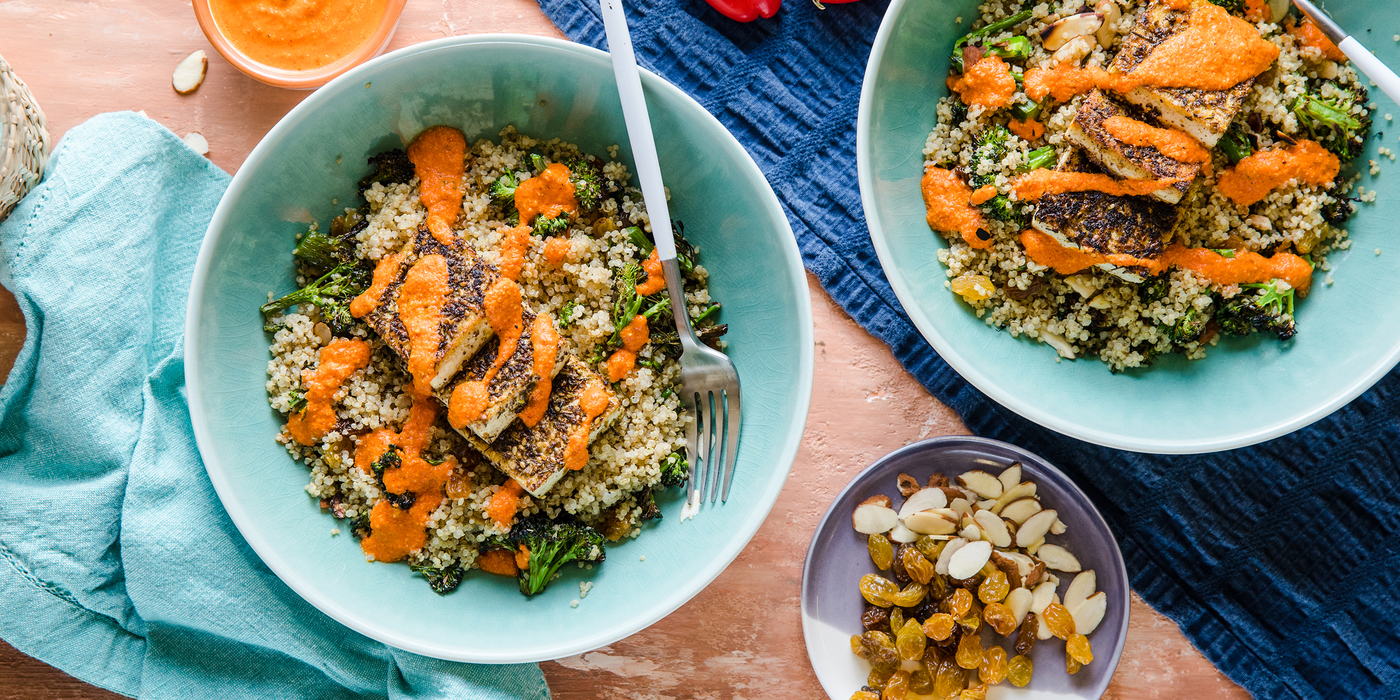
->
[923,0,1376,371]
[261,126,725,596]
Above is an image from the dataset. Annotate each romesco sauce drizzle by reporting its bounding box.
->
[285,338,371,445]
[564,375,613,473]
[1215,139,1340,207]
[1010,170,1179,200]
[946,56,1017,110]
[1288,18,1347,63]
[207,0,387,71]
[496,225,532,282]
[634,248,666,296]
[606,315,650,382]
[515,163,578,226]
[543,236,572,267]
[349,249,405,319]
[407,126,467,246]
[518,314,560,428]
[922,167,992,249]
[1102,116,1212,170]
[396,254,449,396]
[447,278,524,429]
[356,397,457,563]
[1008,118,1045,142]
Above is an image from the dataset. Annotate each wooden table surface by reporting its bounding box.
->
[0,1,1252,698]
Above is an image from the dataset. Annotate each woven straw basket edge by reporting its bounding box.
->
[0,55,51,223]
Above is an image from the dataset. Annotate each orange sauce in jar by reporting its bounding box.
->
[606,315,650,382]
[285,338,371,445]
[447,278,524,429]
[635,248,666,296]
[1215,139,1339,207]
[518,314,561,428]
[921,167,991,249]
[208,0,388,71]
[946,56,1017,110]
[407,126,468,246]
[516,163,578,226]
[1010,169,1179,201]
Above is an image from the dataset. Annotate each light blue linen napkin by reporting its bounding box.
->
[0,112,549,699]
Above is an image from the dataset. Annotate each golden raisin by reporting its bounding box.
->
[862,605,890,632]
[883,670,911,700]
[868,533,895,570]
[909,668,934,695]
[869,666,895,689]
[923,613,957,641]
[1042,603,1076,640]
[951,273,996,302]
[889,607,905,637]
[935,658,965,699]
[850,634,866,658]
[979,645,1008,685]
[955,627,983,669]
[902,545,935,585]
[982,602,1018,636]
[860,574,899,608]
[861,630,899,674]
[1007,654,1034,687]
[959,684,988,700]
[959,600,982,633]
[1067,633,1094,665]
[946,588,973,617]
[849,692,880,700]
[978,570,1010,604]
[897,619,928,661]
[914,535,943,563]
[890,582,928,608]
[1066,654,1083,675]
[1014,612,1038,655]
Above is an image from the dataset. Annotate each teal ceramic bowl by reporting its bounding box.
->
[859,0,1400,453]
[185,35,813,663]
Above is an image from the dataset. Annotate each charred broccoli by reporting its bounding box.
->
[1168,307,1208,345]
[1207,0,1244,13]
[1292,84,1372,160]
[357,149,415,197]
[659,451,687,488]
[533,213,570,236]
[1322,195,1357,225]
[490,171,519,207]
[260,262,369,335]
[1139,275,1170,304]
[566,156,604,212]
[507,514,606,596]
[294,210,366,278]
[409,564,464,595]
[1220,122,1254,165]
[1216,280,1297,341]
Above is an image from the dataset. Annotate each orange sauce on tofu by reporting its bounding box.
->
[285,338,371,445]
[515,163,578,226]
[447,278,524,429]
[407,126,467,246]
[1024,4,1278,103]
[946,56,1017,110]
[1289,18,1347,63]
[543,236,572,267]
[1020,229,1313,291]
[606,315,650,382]
[349,249,404,319]
[921,167,991,249]
[1010,169,1179,201]
[356,395,457,563]
[486,479,527,530]
[1102,115,1212,171]
[497,225,532,282]
[397,254,449,396]
[564,375,612,473]
[1007,118,1045,142]
[207,0,387,71]
[518,314,560,428]
[1215,139,1340,207]
[635,248,667,296]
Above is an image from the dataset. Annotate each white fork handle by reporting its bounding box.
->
[1340,37,1400,107]
[598,0,678,265]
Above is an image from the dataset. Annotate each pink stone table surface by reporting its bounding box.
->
[0,1,1250,697]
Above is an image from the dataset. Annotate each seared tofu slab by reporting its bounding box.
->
[460,355,624,497]
[1065,90,1200,204]
[1110,0,1252,148]
[361,227,496,390]
[436,308,568,443]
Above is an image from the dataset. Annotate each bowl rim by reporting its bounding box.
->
[855,0,1400,455]
[184,33,815,663]
[191,0,408,89]
[799,435,1130,699]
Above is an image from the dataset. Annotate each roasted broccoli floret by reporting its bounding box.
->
[357,149,415,197]
[533,213,570,236]
[637,488,662,521]
[558,300,581,329]
[288,389,307,414]
[1168,307,1208,345]
[1220,122,1254,165]
[507,514,606,596]
[1322,195,1357,225]
[1207,0,1244,13]
[1139,275,1170,304]
[659,452,688,488]
[260,263,369,335]
[294,210,366,278]
[608,262,671,348]
[970,124,1011,188]
[1216,280,1297,341]
[530,153,548,173]
[983,35,1031,62]
[566,156,604,212]
[409,564,464,595]
[490,171,519,207]
[1292,84,1372,161]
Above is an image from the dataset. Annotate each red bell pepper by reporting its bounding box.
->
[703,0,781,22]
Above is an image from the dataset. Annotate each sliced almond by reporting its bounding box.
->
[998,463,1022,492]
[1030,581,1057,615]
[991,481,1037,514]
[1016,509,1058,547]
[173,49,208,95]
[1095,0,1121,48]
[1050,518,1067,535]
[948,497,972,519]
[1063,570,1097,611]
[1040,11,1103,51]
[1072,591,1108,635]
[1005,587,1033,626]
[898,488,948,519]
[976,499,997,511]
[1044,572,1060,587]
[1036,543,1083,572]
[956,470,1003,499]
[1025,537,1045,555]
[959,522,981,541]
[935,538,968,576]
[948,540,994,580]
[904,510,958,535]
[936,487,966,505]
[861,495,893,508]
[888,522,919,543]
[973,510,1012,547]
[182,132,209,156]
[1001,498,1043,524]
[853,503,898,534]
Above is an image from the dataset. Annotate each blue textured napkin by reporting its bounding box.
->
[537,1,1400,698]
[0,112,548,699]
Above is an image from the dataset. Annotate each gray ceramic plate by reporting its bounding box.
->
[801,437,1129,698]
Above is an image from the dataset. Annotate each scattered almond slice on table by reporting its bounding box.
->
[848,462,1109,697]
[182,132,209,156]
[173,49,208,95]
